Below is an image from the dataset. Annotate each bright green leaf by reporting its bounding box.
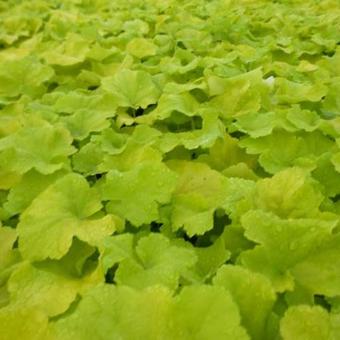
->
[18,173,117,261]
[101,161,177,226]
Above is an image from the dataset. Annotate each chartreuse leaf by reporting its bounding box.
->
[239,210,336,291]
[100,234,134,272]
[332,151,340,173]
[0,0,340,337]
[101,147,163,176]
[157,111,225,153]
[101,233,197,291]
[198,133,257,172]
[222,163,259,181]
[159,50,200,76]
[254,167,323,218]
[286,106,320,132]
[0,3,43,46]
[328,297,340,314]
[72,142,105,176]
[167,160,229,235]
[313,153,340,198]
[191,237,230,281]
[92,127,129,155]
[222,223,255,260]
[275,78,327,104]
[52,91,117,116]
[0,167,21,190]
[0,56,54,98]
[172,285,249,340]
[221,177,257,221]
[42,33,90,66]
[4,169,67,216]
[280,305,332,340]
[240,131,335,174]
[50,284,249,340]
[126,38,157,58]
[167,160,256,235]
[60,109,112,140]
[50,284,173,340]
[86,43,118,61]
[99,125,162,172]
[292,235,340,297]
[330,313,340,339]
[231,112,278,138]
[7,261,82,317]
[322,78,340,115]
[254,258,295,300]
[0,227,18,272]
[100,161,177,226]
[18,173,118,261]
[171,192,217,236]
[101,69,161,109]
[0,121,75,175]
[4,240,101,327]
[213,265,276,340]
[0,306,51,340]
[207,68,266,118]
[284,282,314,307]
[135,91,200,125]
[0,227,19,308]
[115,233,197,290]
[231,105,321,137]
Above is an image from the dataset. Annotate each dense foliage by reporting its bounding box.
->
[0,0,340,339]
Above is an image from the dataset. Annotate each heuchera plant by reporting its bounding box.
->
[0,0,340,339]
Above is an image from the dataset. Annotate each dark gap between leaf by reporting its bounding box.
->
[314,295,331,312]
[229,130,246,139]
[150,222,163,233]
[105,263,119,284]
[88,85,99,91]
